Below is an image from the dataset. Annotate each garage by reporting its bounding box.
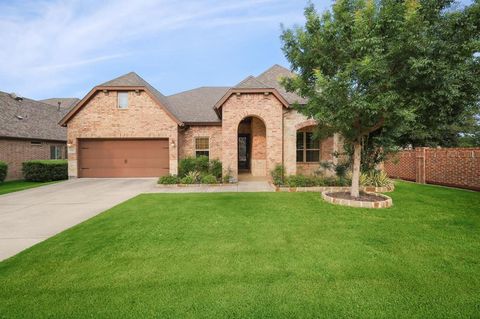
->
[78,139,169,178]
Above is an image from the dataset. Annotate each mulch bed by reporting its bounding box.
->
[327,191,386,202]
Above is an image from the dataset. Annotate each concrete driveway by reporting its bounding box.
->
[0,178,156,261]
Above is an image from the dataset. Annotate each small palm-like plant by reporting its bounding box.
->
[360,170,392,188]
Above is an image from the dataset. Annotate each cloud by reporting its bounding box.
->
[0,0,305,98]
[31,53,131,72]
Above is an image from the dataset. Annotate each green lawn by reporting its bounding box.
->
[0,180,60,195]
[0,182,479,318]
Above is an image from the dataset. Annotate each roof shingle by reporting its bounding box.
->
[0,91,68,141]
[40,98,79,110]
[256,64,307,105]
[235,76,270,89]
[167,87,230,123]
[63,65,306,125]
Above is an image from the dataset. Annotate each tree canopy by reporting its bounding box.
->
[281,0,480,196]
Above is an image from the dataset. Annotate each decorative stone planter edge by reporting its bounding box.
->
[321,191,393,209]
[274,185,394,193]
[156,183,237,188]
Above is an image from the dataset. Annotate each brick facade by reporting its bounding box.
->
[283,109,338,177]
[296,136,335,176]
[178,125,222,160]
[66,90,178,177]
[221,93,283,180]
[385,147,480,191]
[250,117,267,176]
[64,89,342,180]
[0,138,66,180]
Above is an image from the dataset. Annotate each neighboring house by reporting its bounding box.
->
[0,92,78,180]
[60,65,342,180]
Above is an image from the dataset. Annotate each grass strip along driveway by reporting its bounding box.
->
[0,180,59,195]
[0,182,479,318]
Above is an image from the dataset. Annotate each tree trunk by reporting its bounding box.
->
[351,141,362,198]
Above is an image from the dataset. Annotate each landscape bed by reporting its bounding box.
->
[0,181,479,318]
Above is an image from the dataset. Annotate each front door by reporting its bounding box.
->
[238,134,250,170]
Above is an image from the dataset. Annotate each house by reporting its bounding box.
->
[0,92,78,180]
[60,65,342,180]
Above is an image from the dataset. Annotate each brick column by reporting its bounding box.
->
[416,147,427,184]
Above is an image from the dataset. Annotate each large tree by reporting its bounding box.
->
[281,0,479,197]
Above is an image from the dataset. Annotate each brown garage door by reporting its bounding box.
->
[79,139,169,178]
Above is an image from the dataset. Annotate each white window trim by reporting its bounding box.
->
[117,92,129,109]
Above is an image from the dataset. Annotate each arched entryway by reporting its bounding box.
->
[237,116,267,180]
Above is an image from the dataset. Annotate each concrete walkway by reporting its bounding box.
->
[0,178,273,261]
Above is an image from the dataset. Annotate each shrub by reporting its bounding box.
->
[222,166,233,183]
[180,176,195,184]
[271,164,285,186]
[195,156,210,172]
[209,159,222,179]
[22,160,67,182]
[179,156,223,179]
[334,162,350,179]
[222,175,232,184]
[360,170,392,187]
[322,176,338,186]
[285,175,331,187]
[0,161,7,182]
[285,175,314,187]
[180,171,200,184]
[158,174,179,184]
[201,174,217,184]
[178,157,196,177]
[336,177,350,186]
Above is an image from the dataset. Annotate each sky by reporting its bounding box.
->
[0,0,473,100]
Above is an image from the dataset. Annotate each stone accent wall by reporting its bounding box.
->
[178,125,222,160]
[0,138,66,180]
[66,90,178,177]
[385,147,480,191]
[221,93,283,180]
[251,117,266,176]
[283,109,338,176]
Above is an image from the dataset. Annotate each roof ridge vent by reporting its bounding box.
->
[9,92,23,101]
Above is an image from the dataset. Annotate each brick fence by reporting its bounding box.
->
[384,147,480,191]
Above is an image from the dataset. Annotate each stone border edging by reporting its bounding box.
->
[274,185,394,193]
[321,191,392,209]
[156,183,236,188]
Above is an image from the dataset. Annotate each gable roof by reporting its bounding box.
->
[0,91,67,141]
[60,72,183,126]
[213,87,290,113]
[99,72,173,113]
[40,98,79,110]
[59,65,306,126]
[167,87,229,123]
[255,64,307,105]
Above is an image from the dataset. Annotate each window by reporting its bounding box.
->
[50,146,62,159]
[195,137,209,158]
[296,131,320,162]
[30,141,42,146]
[117,92,128,109]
